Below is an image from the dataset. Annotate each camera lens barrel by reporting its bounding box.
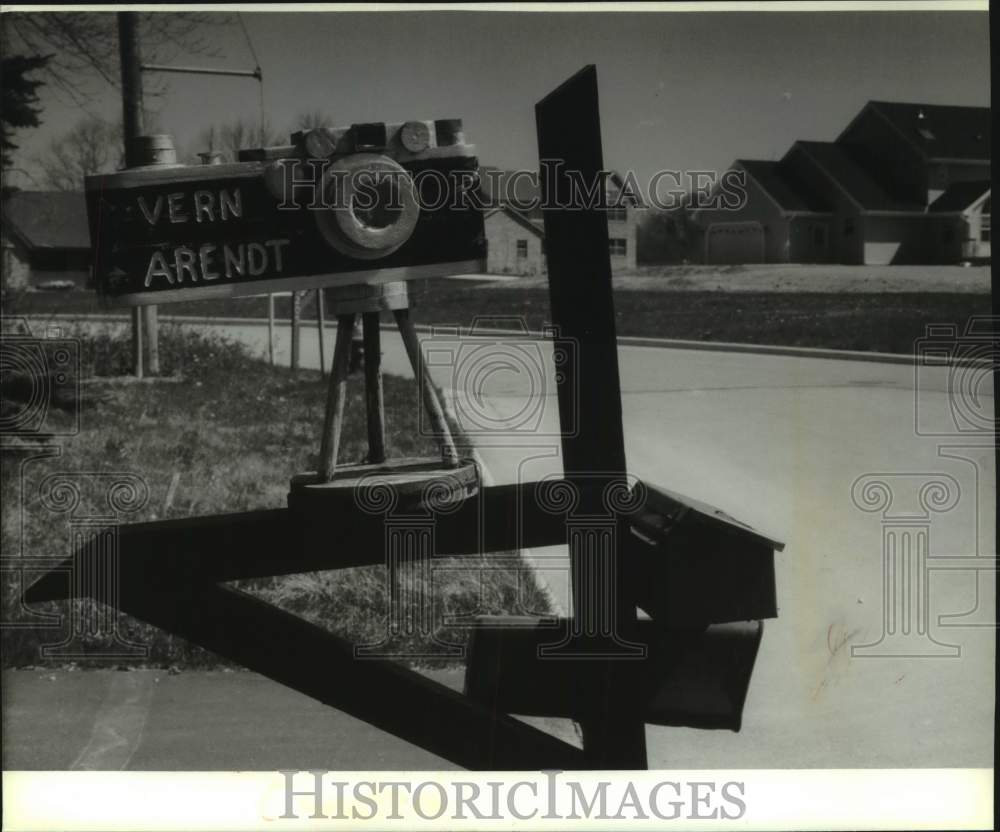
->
[314,153,420,260]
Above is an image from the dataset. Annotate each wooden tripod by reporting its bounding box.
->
[301,281,471,507]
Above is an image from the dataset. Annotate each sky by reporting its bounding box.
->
[6,8,991,190]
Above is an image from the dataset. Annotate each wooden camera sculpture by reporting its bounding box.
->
[27,67,784,770]
[85,112,483,506]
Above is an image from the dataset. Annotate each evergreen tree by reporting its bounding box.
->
[1,53,51,171]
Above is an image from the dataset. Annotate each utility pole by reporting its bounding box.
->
[117,12,159,377]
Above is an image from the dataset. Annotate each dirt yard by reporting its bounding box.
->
[471,263,992,294]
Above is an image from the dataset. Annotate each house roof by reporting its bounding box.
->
[862,101,991,162]
[2,191,91,251]
[790,141,925,211]
[484,206,545,237]
[928,181,991,213]
[478,167,541,214]
[478,166,641,215]
[606,171,645,208]
[736,159,830,213]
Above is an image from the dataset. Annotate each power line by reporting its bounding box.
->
[237,13,261,69]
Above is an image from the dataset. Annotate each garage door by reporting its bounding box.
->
[706,222,765,264]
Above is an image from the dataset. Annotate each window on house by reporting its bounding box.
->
[516,239,528,258]
[843,218,855,236]
[609,238,627,257]
[981,213,991,243]
[607,206,627,222]
[812,225,827,250]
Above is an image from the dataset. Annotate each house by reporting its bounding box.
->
[484,205,547,276]
[480,167,639,275]
[696,101,990,265]
[2,191,91,291]
[928,181,991,262]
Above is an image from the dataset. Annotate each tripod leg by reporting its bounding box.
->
[362,311,386,464]
[393,308,459,468]
[316,289,327,377]
[318,313,357,482]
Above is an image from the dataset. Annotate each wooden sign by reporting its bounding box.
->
[86,122,485,306]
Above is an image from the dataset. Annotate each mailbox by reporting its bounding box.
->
[627,483,783,626]
[85,120,485,306]
[464,617,764,731]
[464,480,783,732]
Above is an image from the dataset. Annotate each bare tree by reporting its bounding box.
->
[34,115,123,190]
[295,110,336,131]
[219,117,261,159]
[176,125,218,164]
[1,12,229,110]
[187,116,282,162]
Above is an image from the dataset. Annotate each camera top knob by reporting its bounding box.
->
[129,134,178,168]
[400,121,431,153]
[304,128,338,159]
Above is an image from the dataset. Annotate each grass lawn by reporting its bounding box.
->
[508,263,992,293]
[1,324,550,669]
[10,277,992,355]
[410,284,994,354]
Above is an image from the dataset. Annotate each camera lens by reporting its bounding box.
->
[315,154,420,261]
[351,174,404,230]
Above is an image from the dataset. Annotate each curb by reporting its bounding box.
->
[24,313,982,367]
[616,336,926,366]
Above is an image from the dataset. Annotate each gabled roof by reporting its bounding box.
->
[790,141,925,212]
[853,101,991,162]
[478,166,542,214]
[484,206,545,238]
[605,171,644,208]
[928,181,991,213]
[2,191,91,251]
[736,159,830,213]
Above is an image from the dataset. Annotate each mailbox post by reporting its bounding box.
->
[536,65,648,768]
[462,66,785,766]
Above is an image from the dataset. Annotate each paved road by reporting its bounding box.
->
[2,668,580,771]
[417,329,995,769]
[8,315,995,769]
